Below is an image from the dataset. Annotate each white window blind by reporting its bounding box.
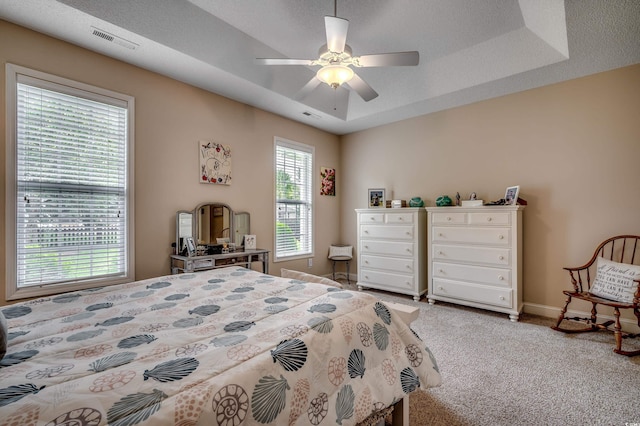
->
[274,138,313,260]
[6,64,134,298]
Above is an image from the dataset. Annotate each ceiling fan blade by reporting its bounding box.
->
[294,77,322,100]
[355,51,419,67]
[255,58,315,66]
[345,73,378,102]
[325,16,349,53]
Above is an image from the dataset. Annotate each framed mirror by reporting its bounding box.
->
[175,210,193,255]
[176,203,250,255]
[194,202,233,246]
[234,212,250,246]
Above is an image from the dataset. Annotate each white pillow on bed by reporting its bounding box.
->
[280,268,343,288]
[0,309,7,360]
[589,257,640,303]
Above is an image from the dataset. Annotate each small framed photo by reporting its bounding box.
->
[244,234,256,250]
[368,188,386,208]
[185,237,197,257]
[504,186,520,205]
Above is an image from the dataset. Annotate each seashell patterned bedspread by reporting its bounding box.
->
[0,266,441,425]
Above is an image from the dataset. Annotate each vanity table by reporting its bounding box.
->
[171,249,269,274]
[172,201,269,274]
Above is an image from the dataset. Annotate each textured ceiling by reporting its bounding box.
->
[1,0,639,135]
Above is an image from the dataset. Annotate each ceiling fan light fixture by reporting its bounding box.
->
[316,64,354,88]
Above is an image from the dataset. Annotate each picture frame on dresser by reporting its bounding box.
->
[504,185,520,205]
[185,237,196,257]
[368,188,386,208]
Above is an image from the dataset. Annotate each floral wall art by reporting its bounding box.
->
[199,140,231,184]
[320,167,335,196]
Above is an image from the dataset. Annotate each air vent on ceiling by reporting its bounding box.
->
[91,26,138,50]
[302,111,321,119]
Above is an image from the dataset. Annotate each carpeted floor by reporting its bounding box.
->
[338,280,640,426]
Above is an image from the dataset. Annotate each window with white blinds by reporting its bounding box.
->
[274,137,313,261]
[5,64,135,300]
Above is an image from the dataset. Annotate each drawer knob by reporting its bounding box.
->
[498,275,504,281]
[500,296,505,300]
[498,235,504,240]
[364,230,369,234]
[406,232,411,235]
[487,217,492,222]
[399,217,404,221]
[439,269,444,273]
[364,245,369,249]
[439,233,444,237]
[364,260,369,264]
[499,255,504,260]
[446,217,452,221]
[438,251,443,255]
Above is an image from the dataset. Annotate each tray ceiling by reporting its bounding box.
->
[1,0,639,134]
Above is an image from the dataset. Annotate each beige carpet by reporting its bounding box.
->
[338,280,640,426]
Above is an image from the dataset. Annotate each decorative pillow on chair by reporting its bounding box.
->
[589,257,640,303]
[0,309,7,360]
[280,268,343,289]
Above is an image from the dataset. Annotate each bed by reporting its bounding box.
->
[0,266,441,425]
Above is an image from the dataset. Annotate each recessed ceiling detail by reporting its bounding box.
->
[1,0,638,134]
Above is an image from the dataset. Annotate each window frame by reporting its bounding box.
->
[5,63,135,300]
[273,136,314,262]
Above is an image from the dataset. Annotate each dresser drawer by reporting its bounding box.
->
[432,279,512,308]
[432,226,511,245]
[431,212,466,225]
[361,254,414,274]
[433,261,511,286]
[361,224,414,240]
[360,268,415,291]
[385,212,414,224]
[468,212,511,226]
[361,240,414,257]
[359,213,385,224]
[432,244,510,266]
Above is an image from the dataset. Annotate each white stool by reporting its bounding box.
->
[328,245,353,284]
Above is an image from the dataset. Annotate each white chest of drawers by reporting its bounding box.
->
[356,208,426,301]
[426,206,524,321]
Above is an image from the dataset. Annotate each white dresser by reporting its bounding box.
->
[426,206,524,321]
[356,208,427,301]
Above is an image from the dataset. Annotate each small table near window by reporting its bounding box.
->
[171,249,270,275]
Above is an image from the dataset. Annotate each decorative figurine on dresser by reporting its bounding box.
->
[355,207,427,301]
[426,205,524,321]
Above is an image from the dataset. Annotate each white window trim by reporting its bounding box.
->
[5,63,135,300]
[273,136,314,262]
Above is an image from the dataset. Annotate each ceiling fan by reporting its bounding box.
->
[255,1,419,102]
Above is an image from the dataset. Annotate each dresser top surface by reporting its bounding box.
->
[425,205,524,212]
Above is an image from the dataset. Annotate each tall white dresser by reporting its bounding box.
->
[426,206,524,321]
[355,208,426,301]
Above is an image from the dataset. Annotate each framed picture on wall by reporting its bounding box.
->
[368,188,386,208]
[504,185,520,205]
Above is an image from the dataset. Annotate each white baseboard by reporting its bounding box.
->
[524,302,640,333]
[325,274,640,333]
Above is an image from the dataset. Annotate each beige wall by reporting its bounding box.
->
[0,20,341,305]
[3,20,640,321]
[341,64,640,319]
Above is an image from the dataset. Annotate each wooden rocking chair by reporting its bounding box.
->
[551,235,640,356]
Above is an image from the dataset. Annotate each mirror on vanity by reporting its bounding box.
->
[175,203,250,255]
